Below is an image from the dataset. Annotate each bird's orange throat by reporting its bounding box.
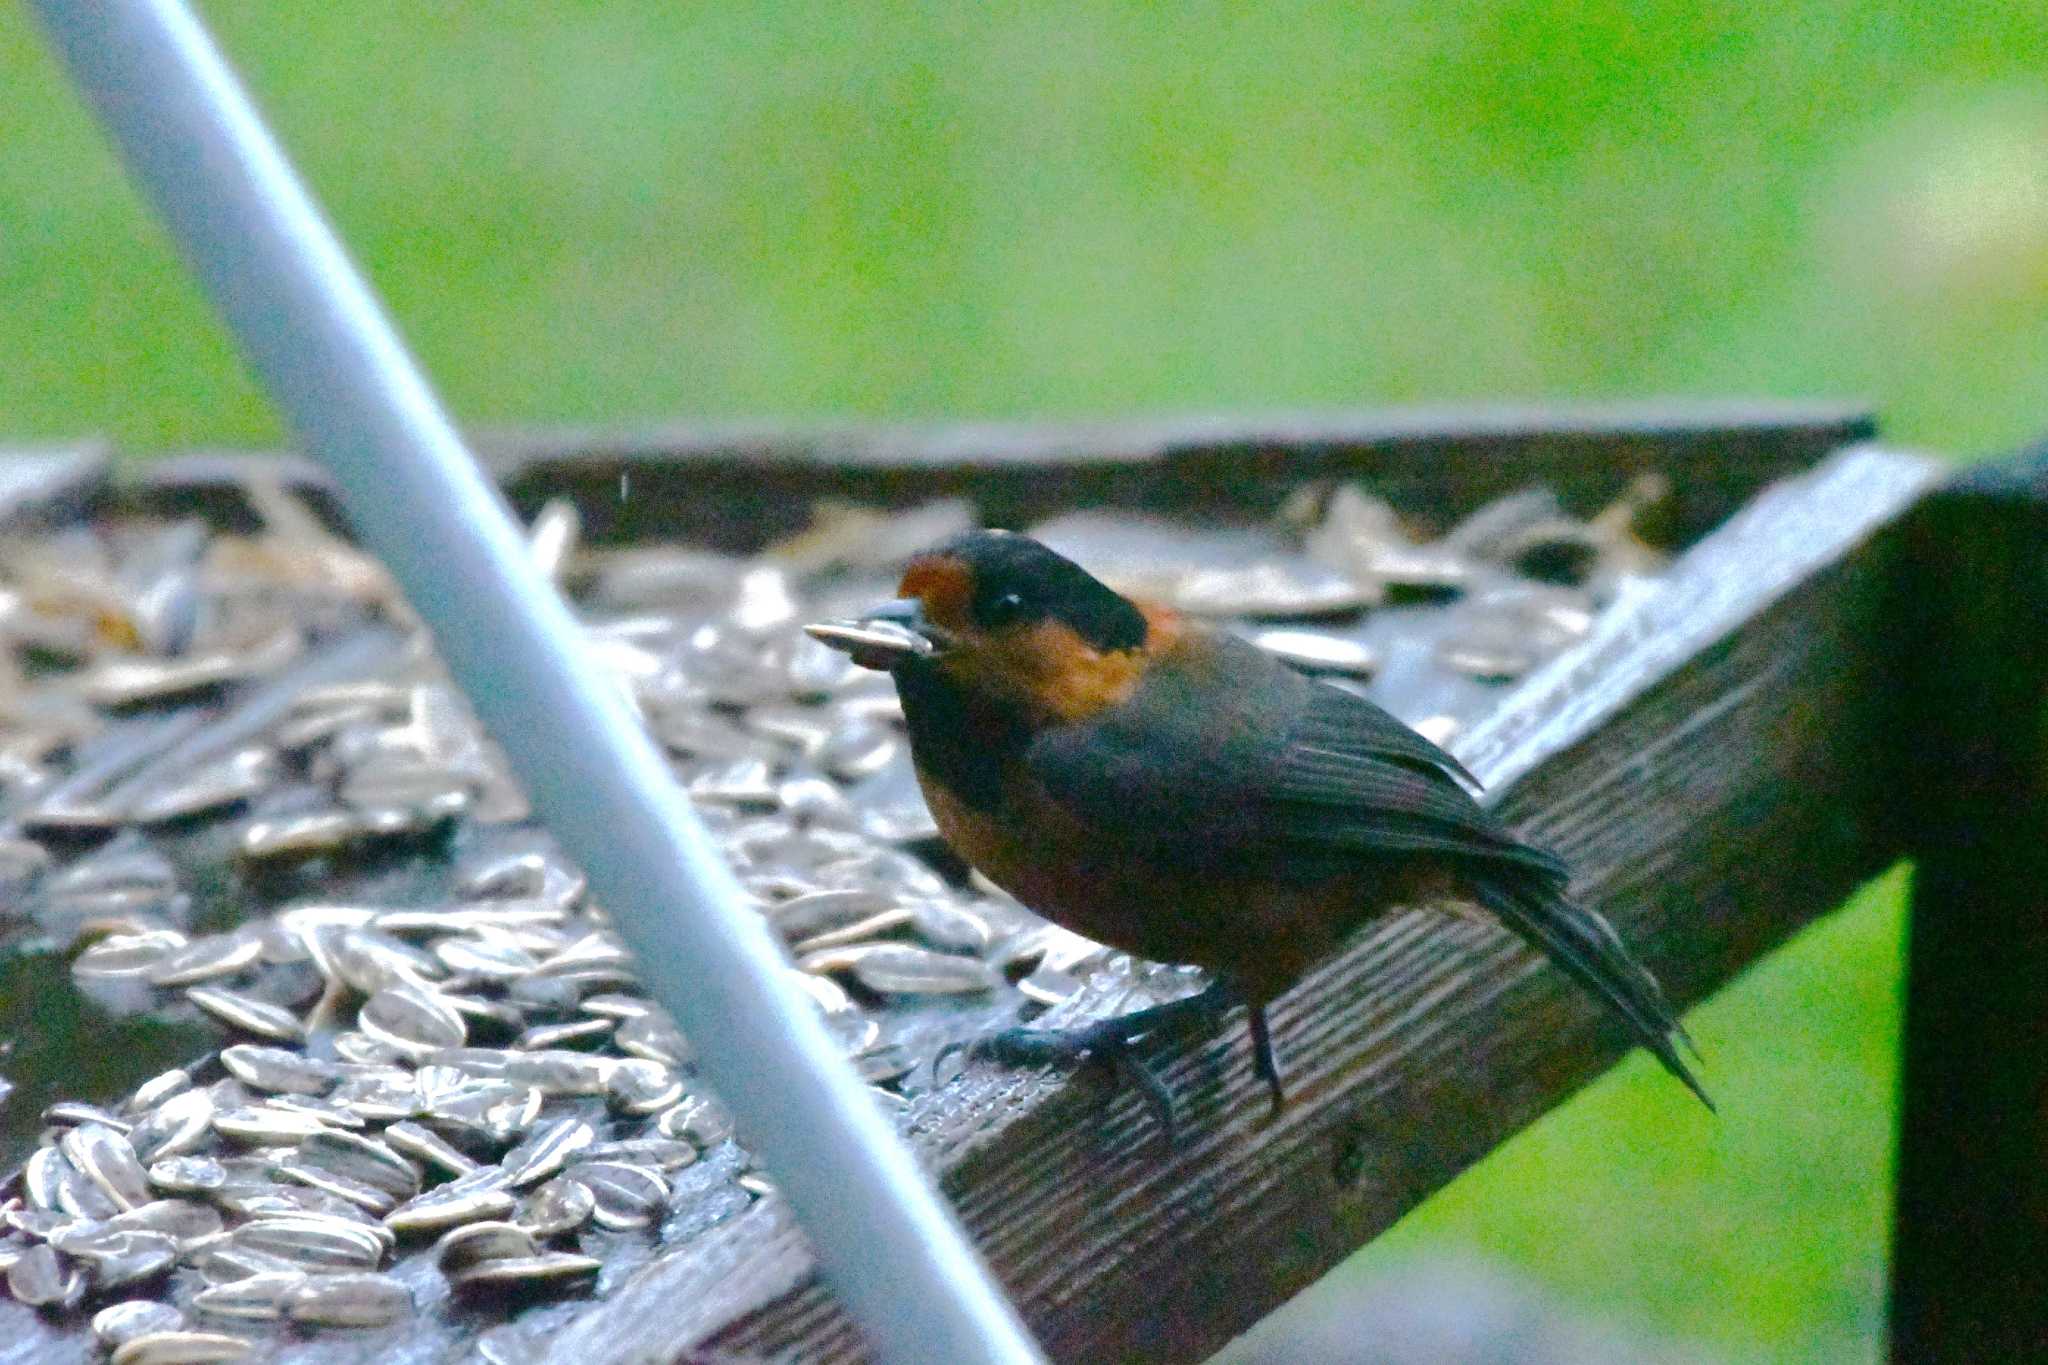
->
[934,605,1181,724]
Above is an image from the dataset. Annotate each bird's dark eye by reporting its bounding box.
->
[978,589,1031,629]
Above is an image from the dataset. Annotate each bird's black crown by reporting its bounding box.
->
[938,530,1148,653]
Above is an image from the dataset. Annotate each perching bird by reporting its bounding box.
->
[806,529,1709,1124]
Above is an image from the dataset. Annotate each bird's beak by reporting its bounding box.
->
[804,598,946,671]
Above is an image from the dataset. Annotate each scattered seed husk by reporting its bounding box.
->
[577,1161,668,1231]
[1017,963,1084,1007]
[187,988,303,1042]
[434,1220,539,1276]
[448,1250,600,1296]
[384,1168,516,1237]
[499,1116,596,1188]
[7,1206,78,1241]
[191,1270,306,1322]
[503,1050,613,1096]
[855,1043,917,1085]
[511,1177,594,1239]
[612,1012,688,1067]
[72,930,189,983]
[272,1158,401,1216]
[44,1099,131,1131]
[237,811,362,863]
[108,1199,223,1251]
[148,937,264,988]
[193,1244,301,1286]
[49,1226,178,1288]
[219,1045,336,1097]
[24,1146,74,1212]
[515,1017,614,1051]
[61,1123,152,1212]
[129,748,278,825]
[434,935,538,980]
[382,1120,477,1178]
[126,1068,193,1114]
[802,942,999,996]
[110,1330,255,1364]
[149,1155,228,1195]
[130,1088,215,1162]
[297,1130,420,1200]
[578,1138,696,1172]
[8,1242,84,1309]
[93,1299,186,1348]
[605,1059,683,1116]
[212,1104,333,1146]
[656,1096,734,1149]
[284,1272,411,1328]
[358,984,466,1057]
[228,1215,385,1271]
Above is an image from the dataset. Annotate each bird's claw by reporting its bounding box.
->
[958,1018,1183,1142]
[934,983,1240,1144]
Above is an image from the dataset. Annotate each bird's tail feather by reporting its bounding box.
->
[1465,868,1713,1111]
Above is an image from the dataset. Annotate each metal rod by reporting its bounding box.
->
[26,4,1043,1361]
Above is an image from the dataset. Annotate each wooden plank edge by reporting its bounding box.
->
[105,401,1873,550]
[469,398,1870,467]
[538,447,1938,1363]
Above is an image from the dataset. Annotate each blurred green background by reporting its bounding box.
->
[4,3,2045,1359]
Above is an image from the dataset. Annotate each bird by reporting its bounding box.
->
[805,528,1710,1128]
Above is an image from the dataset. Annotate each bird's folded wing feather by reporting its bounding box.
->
[1025,640,1562,879]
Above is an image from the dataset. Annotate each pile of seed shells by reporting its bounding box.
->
[0,473,1671,1360]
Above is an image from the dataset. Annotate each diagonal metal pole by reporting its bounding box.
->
[26,3,1044,1361]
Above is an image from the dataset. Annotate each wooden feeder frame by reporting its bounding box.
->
[4,399,2040,1364]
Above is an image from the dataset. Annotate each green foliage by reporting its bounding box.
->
[3,3,2041,1356]
[1361,870,1907,1360]
[2,3,2044,452]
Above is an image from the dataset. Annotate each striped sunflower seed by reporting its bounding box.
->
[61,1123,152,1211]
[381,1121,478,1178]
[383,1167,516,1237]
[448,1250,600,1296]
[7,1242,84,1309]
[72,930,189,982]
[110,1330,255,1364]
[358,983,466,1057]
[148,1155,227,1195]
[499,1116,595,1188]
[434,1220,538,1276]
[48,1225,178,1288]
[578,1162,669,1232]
[220,1044,338,1096]
[129,1088,215,1162]
[148,936,262,987]
[511,1176,593,1239]
[284,1271,412,1328]
[229,1215,386,1271]
[92,1300,186,1348]
[185,987,302,1043]
[191,1269,306,1322]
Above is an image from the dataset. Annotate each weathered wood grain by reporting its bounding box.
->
[1889,437,2048,1363]
[530,447,1939,1364]
[124,401,1871,549]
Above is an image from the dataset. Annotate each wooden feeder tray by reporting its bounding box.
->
[0,401,1975,1363]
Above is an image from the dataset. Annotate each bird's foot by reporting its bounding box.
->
[939,982,1234,1143]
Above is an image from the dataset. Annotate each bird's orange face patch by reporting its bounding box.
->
[897,553,1179,723]
[897,554,975,637]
